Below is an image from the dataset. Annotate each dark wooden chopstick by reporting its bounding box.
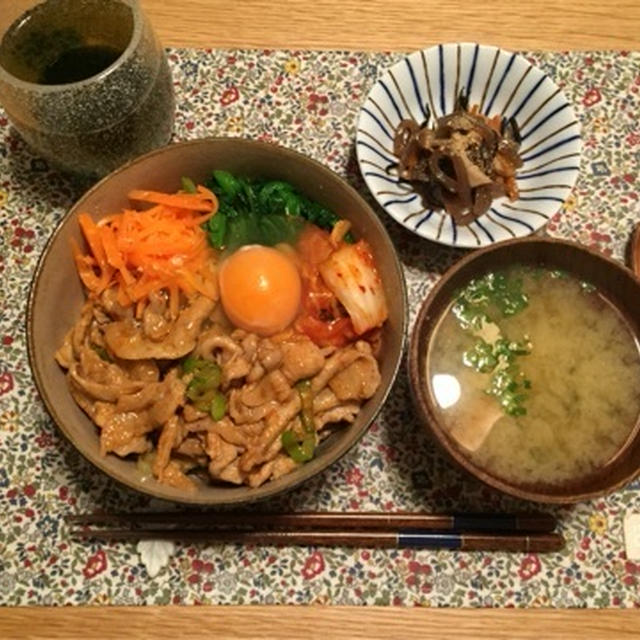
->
[66,510,556,533]
[630,222,640,276]
[66,510,562,552]
[67,526,564,552]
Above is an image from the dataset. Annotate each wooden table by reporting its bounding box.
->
[141,0,639,51]
[1,1,639,638]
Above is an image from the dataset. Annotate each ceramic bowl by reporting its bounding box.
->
[356,43,581,248]
[408,237,640,503]
[27,137,407,505]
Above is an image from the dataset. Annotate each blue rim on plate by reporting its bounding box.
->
[356,43,582,248]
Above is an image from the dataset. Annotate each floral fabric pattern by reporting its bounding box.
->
[0,48,639,607]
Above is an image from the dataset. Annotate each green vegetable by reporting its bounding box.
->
[453,272,529,330]
[257,180,299,214]
[281,430,315,463]
[454,270,534,417]
[296,379,315,432]
[281,380,316,463]
[181,356,201,373]
[186,384,210,410]
[182,357,221,384]
[204,171,351,250]
[182,357,223,410]
[462,336,532,416]
[181,176,197,193]
[206,209,227,248]
[226,212,261,249]
[212,170,241,199]
[208,390,227,421]
[259,214,305,246]
[496,338,532,357]
[299,199,349,237]
[486,366,531,417]
[90,343,112,363]
[462,339,498,373]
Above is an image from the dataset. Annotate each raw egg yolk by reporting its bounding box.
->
[218,245,302,336]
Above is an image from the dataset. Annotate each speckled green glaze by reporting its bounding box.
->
[0,0,174,176]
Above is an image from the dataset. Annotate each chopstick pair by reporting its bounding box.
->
[66,511,564,552]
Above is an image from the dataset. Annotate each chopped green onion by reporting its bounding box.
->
[187,380,212,404]
[209,390,227,421]
[295,379,315,432]
[454,270,533,417]
[90,343,112,363]
[282,380,317,463]
[281,430,315,463]
[463,339,498,373]
[182,358,223,410]
[181,356,200,373]
[182,358,221,387]
[181,176,197,193]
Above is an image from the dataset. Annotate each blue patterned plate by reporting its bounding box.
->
[356,43,582,248]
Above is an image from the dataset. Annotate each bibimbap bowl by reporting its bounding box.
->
[27,138,407,505]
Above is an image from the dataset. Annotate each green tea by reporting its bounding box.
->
[427,266,640,486]
[0,0,174,176]
[0,0,132,84]
[39,44,122,85]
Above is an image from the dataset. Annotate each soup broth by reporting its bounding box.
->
[427,266,640,486]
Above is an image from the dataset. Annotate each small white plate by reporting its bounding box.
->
[356,43,582,248]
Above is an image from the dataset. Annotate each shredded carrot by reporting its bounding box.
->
[127,185,218,212]
[73,185,219,312]
[78,215,108,271]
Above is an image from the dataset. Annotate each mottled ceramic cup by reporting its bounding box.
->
[0,0,174,176]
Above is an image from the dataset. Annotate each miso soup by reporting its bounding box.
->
[427,266,640,486]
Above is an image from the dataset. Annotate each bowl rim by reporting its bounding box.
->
[26,136,408,505]
[408,235,640,503]
[356,42,582,249]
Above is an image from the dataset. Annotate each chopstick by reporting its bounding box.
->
[66,510,563,552]
[66,510,556,532]
[67,527,564,552]
[630,222,640,276]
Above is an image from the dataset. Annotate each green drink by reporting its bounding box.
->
[0,0,175,176]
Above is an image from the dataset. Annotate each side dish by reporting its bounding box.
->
[427,266,640,485]
[55,173,389,491]
[392,94,523,225]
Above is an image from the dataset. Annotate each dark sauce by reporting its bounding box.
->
[39,44,122,84]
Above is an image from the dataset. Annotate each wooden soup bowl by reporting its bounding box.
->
[409,237,640,503]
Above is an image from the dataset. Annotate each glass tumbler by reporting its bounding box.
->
[0,0,175,177]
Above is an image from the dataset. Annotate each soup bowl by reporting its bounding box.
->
[409,237,640,503]
[27,137,407,505]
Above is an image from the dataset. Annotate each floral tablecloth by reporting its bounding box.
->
[1,48,639,607]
